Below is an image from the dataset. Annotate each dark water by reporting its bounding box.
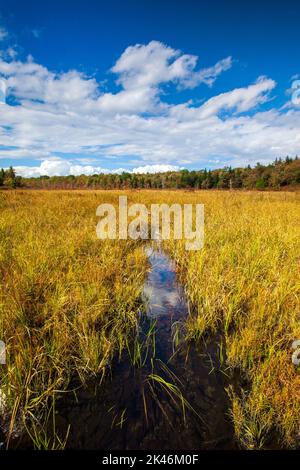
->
[51,247,235,450]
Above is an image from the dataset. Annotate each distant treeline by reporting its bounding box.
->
[0,167,22,188]
[1,156,300,190]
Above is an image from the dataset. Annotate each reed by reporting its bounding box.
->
[162,190,300,448]
[0,190,147,446]
[1,189,299,449]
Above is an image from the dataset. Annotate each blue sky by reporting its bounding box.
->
[0,0,299,176]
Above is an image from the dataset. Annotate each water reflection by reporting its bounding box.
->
[143,247,187,319]
[17,248,235,450]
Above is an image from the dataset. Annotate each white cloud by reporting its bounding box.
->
[197,76,276,118]
[132,164,181,174]
[14,159,113,177]
[0,57,98,105]
[182,56,232,88]
[13,159,180,177]
[6,47,18,59]
[0,39,299,176]
[112,41,232,93]
[112,41,197,89]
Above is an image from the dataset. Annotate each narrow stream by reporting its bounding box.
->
[51,247,235,450]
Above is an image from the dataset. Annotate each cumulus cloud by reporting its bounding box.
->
[0,38,299,177]
[111,41,232,104]
[14,159,180,177]
[14,159,117,177]
[132,164,181,174]
[0,56,98,104]
[112,41,198,89]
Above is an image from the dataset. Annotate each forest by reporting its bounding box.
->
[1,156,299,190]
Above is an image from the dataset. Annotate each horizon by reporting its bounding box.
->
[0,0,300,177]
[3,155,299,178]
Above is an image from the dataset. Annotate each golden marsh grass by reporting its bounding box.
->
[0,189,299,448]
